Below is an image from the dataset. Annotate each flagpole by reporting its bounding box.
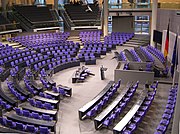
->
[172,26,179,86]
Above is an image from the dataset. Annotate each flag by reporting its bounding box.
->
[164,21,170,58]
[170,33,178,78]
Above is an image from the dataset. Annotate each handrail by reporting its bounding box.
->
[0,22,19,27]
[72,19,100,22]
[13,6,33,25]
[59,7,73,28]
[31,20,59,24]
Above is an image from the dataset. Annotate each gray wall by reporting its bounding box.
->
[112,16,134,33]
[157,9,180,33]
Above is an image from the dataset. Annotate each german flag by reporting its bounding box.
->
[164,20,170,58]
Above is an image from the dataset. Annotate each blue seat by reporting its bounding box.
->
[28,98,36,106]
[154,131,163,134]
[119,102,126,108]
[143,100,151,106]
[156,125,166,133]
[136,111,145,117]
[86,108,96,117]
[160,119,169,126]
[6,119,16,128]
[166,104,175,109]
[162,113,171,120]
[132,116,141,124]
[122,129,131,134]
[39,126,50,134]
[123,97,130,102]
[16,122,26,131]
[32,112,42,120]
[26,124,38,133]
[139,106,148,111]
[42,114,53,121]
[15,107,23,115]
[0,117,7,126]
[103,116,113,127]
[44,102,54,110]
[23,110,31,117]
[36,101,43,108]
[127,122,136,131]
[164,109,173,115]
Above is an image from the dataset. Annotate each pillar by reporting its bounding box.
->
[171,65,180,134]
[1,0,7,12]
[103,0,108,37]
[54,0,58,10]
[150,0,158,47]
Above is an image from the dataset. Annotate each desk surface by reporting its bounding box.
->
[0,126,29,134]
[0,86,16,105]
[13,79,30,96]
[20,103,57,116]
[95,82,133,125]
[44,90,59,97]
[79,81,114,115]
[4,111,55,127]
[34,96,59,104]
[113,90,147,133]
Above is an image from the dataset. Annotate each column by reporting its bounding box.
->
[1,0,7,12]
[171,70,180,134]
[103,0,108,37]
[54,0,58,10]
[150,0,158,47]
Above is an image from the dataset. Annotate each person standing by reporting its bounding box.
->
[100,65,107,80]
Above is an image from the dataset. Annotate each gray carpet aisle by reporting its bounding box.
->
[51,43,172,134]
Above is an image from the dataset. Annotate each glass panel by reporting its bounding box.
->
[34,0,46,5]
[135,16,149,21]
[134,16,149,34]
[87,0,94,4]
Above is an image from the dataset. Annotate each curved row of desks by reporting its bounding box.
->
[113,89,147,134]
[94,82,133,129]
[78,81,115,120]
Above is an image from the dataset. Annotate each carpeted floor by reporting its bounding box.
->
[51,37,172,134]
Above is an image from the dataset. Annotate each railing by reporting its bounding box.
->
[58,4,74,28]
[108,2,180,10]
[0,23,20,32]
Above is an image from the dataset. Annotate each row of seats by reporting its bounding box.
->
[7,80,26,101]
[119,51,127,61]
[79,31,102,43]
[147,45,166,64]
[102,82,139,127]
[121,88,157,134]
[28,98,55,110]
[104,32,134,46]
[9,32,69,41]
[0,117,50,134]
[129,49,142,62]
[0,98,12,110]
[14,107,53,121]
[24,77,39,94]
[155,86,178,134]
[85,80,121,118]
[139,46,155,62]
